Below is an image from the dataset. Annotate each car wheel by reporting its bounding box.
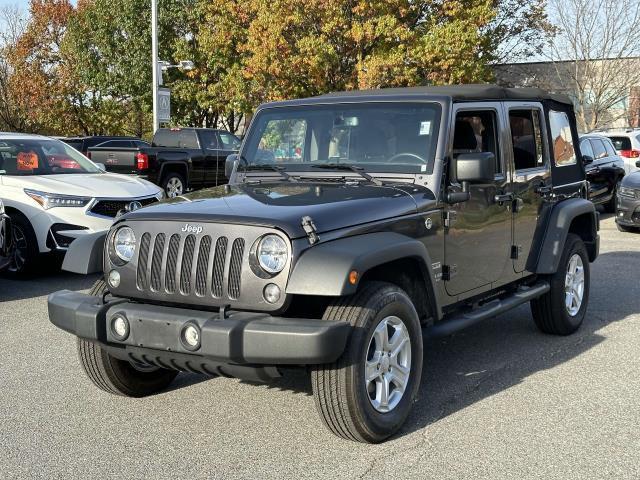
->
[7,212,39,277]
[76,279,179,397]
[531,233,590,335]
[162,173,186,198]
[311,281,423,443]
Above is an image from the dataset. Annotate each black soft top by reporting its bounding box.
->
[319,84,572,105]
[262,84,572,108]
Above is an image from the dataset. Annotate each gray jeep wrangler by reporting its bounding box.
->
[49,85,599,443]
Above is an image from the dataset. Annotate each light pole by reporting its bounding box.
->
[151,0,159,132]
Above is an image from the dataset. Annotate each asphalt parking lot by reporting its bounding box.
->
[1,213,639,479]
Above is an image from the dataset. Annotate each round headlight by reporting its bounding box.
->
[257,234,288,274]
[113,227,136,263]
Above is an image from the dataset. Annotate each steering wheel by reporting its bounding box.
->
[386,152,426,164]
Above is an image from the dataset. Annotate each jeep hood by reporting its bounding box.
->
[121,182,433,238]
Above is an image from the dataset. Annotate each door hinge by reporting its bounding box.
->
[511,245,523,259]
[442,264,457,281]
[301,215,320,245]
[444,210,457,228]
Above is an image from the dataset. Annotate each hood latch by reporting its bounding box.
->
[301,216,320,245]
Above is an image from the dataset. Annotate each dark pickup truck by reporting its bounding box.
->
[88,128,241,197]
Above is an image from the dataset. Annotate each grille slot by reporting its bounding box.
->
[179,235,196,295]
[211,237,228,298]
[136,233,151,290]
[150,233,165,291]
[91,197,157,218]
[195,235,212,297]
[165,234,180,293]
[228,238,245,300]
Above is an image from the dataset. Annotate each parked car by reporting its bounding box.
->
[61,136,141,157]
[600,129,640,173]
[88,127,241,197]
[0,133,163,276]
[86,139,150,167]
[49,85,599,443]
[615,159,640,232]
[579,134,625,212]
[0,199,14,271]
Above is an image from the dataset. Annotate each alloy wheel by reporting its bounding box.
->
[365,315,412,413]
[565,253,585,316]
[8,224,27,273]
[166,177,184,198]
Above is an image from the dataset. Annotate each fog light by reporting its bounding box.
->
[108,270,120,288]
[111,315,129,341]
[181,323,201,351]
[263,283,281,304]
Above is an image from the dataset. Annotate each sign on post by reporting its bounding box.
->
[158,88,171,123]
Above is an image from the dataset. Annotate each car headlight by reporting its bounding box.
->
[113,227,136,263]
[257,234,288,274]
[24,189,91,209]
[619,186,637,198]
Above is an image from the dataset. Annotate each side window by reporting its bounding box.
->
[453,110,500,173]
[219,132,241,150]
[590,139,607,160]
[603,139,617,157]
[548,110,577,166]
[580,139,595,159]
[199,130,219,149]
[509,109,545,170]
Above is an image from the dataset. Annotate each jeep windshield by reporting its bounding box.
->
[241,102,442,175]
[0,138,101,176]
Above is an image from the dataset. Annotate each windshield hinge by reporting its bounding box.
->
[301,216,320,245]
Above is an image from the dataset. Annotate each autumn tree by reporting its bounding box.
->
[548,0,640,131]
[0,5,29,131]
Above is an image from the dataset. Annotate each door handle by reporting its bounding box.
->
[494,192,514,204]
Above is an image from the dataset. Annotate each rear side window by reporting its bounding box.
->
[603,139,617,157]
[580,139,594,158]
[199,130,219,149]
[549,110,576,166]
[153,129,199,149]
[608,136,631,151]
[590,139,607,159]
[509,109,545,170]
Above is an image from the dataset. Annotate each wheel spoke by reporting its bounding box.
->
[378,375,391,408]
[390,364,409,392]
[365,358,380,383]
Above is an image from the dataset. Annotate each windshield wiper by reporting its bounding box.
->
[310,163,382,186]
[240,161,297,182]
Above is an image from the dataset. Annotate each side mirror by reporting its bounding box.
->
[455,152,496,183]
[582,155,594,165]
[448,152,496,204]
[95,162,106,172]
[635,159,640,168]
[225,153,239,179]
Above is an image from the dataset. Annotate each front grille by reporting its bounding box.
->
[136,232,242,300]
[90,197,157,218]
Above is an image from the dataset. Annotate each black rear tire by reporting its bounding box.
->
[311,282,423,443]
[530,234,590,335]
[161,172,186,198]
[616,222,637,233]
[76,279,178,397]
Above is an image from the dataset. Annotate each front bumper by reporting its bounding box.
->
[616,194,640,226]
[48,290,350,370]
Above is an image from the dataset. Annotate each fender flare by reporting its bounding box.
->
[535,197,599,274]
[158,161,190,186]
[286,232,440,314]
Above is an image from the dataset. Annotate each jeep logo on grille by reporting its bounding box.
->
[181,223,203,234]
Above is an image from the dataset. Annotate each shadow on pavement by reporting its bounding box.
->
[0,265,100,302]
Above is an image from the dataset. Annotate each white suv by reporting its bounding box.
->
[600,129,640,174]
[0,133,163,276]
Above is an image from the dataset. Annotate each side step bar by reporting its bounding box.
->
[425,281,550,338]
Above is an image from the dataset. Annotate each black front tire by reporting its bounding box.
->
[76,279,178,397]
[6,212,39,277]
[531,234,590,335]
[616,222,637,233]
[311,282,423,443]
